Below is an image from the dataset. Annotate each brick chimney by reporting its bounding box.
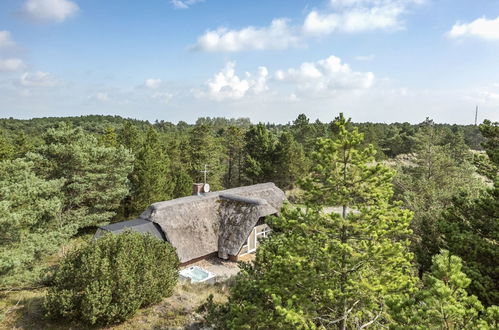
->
[192,183,204,196]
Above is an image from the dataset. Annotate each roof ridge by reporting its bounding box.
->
[146,182,278,212]
[219,193,268,205]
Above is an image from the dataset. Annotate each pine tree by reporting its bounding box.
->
[393,250,495,329]
[291,113,316,155]
[273,131,308,189]
[117,121,144,153]
[117,121,144,218]
[480,120,499,166]
[0,159,71,287]
[187,124,225,190]
[171,169,192,198]
[28,122,134,228]
[99,126,118,148]
[302,113,416,328]
[129,127,174,215]
[394,119,483,276]
[243,123,277,184]
[0,129,13,161]
[166,133,193,198]
[223,126,245,188]
[12,131,34,159]
[206,114,416,329]
[438,120,499,305]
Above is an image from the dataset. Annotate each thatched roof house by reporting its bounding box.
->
[95,183,286,264]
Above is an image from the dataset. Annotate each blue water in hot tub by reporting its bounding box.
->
[189,268,209,282]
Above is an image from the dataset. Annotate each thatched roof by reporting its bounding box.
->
[139,182,285,263]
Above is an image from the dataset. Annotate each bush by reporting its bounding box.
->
[44,231,179,325]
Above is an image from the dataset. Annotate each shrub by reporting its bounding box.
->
[44,231,179,325]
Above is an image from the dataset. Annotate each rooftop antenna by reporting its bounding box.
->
[200,164,209,184]
[200,164,211,192]
[475,105,478,126]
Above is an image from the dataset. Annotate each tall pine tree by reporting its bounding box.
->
[128,127,174,215]
[28,122,133,228]
[0,129,13,161]
[393,250,496,329]
[223,126,245,188]
[243,123,277,184]
[99,126,119,148]
[273,131,308,190]
[187,124,225,190]
[206,114,416,329]
[438,120,499,305]
[0,159,70,288]
[394,119,483,276]
[291,113,316,155]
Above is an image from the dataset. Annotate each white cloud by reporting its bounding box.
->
[252,66,270,94]
[200,61,269,101]
[192,19,300,52]
[303,1,415,35]
[465,85,499,106]
[20,71,58,87]
[22,0,79,23]
[0,32,27,73]
[192,1,422,51]
[0,58,26,72]
[275,55,374,96]
[0,31,16,49]
[448,16,499,41]
[170,0,203,9]
[142,79,174,103]
[199,56,373,101]
[480,91,499,101]
[145,78,162,89]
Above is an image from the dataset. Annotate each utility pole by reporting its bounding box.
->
[475,105,478,126]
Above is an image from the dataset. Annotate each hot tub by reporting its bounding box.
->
[179,266,216,284]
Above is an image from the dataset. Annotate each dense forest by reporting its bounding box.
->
[0,114,497,328]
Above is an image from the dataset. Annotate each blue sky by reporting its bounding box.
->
[0,0,498,124]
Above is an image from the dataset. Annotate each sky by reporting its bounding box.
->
[0,0,498,124]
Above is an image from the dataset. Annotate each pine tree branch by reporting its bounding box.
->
[358,306,383,329]
[315,300,360,326]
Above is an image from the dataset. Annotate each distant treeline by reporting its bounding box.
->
[0,114,485,155]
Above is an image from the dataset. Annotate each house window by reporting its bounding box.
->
[239,225,272,256]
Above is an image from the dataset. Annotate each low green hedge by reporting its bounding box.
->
[45,231,179,325]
